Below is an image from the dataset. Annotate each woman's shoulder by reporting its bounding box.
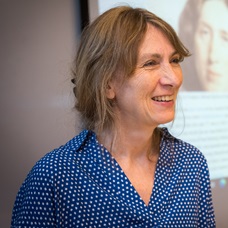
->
[28,130,92,179]
[160,127,208,163]
[159,127,211,182]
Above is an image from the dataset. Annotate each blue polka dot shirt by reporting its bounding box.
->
[11,128,216,227]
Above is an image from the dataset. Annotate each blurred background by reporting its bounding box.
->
[0,0,80,226]
[1,0,227,227]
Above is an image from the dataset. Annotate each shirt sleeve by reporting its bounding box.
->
[11,157,56,227]
[197,155,216,227]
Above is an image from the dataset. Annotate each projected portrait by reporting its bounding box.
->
[179,0,228,91]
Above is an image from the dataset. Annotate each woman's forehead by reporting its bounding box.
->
[138,25,176,58]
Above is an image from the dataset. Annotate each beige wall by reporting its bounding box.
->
[0,0,80,226]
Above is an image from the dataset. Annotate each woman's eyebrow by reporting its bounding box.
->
[139,51,179,62]
[138,53,161,62]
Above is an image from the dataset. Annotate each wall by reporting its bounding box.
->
[0,0,80,227]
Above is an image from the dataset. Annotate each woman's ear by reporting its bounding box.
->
[105,81,116,99]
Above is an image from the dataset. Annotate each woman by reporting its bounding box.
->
[179,0,228,91]
[11,6,216,227]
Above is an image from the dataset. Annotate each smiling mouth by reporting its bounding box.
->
[207,70,221,82]
[152,95,174,102]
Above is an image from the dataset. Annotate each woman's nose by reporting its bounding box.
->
[159,64,183,87]
[209,35,220,64]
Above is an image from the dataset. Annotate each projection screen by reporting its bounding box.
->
[87,0,228,227]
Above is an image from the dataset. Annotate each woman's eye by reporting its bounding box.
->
[143,60,157,68]
[221,33,228,43]
[197,26,211,39]
[200,28,209,36]
[171,57,183,64]
[172,58,180,64]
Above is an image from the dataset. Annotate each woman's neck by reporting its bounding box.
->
[97,124,160,161]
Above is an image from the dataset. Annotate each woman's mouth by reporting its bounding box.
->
[207,70,221,82]
[152,95,174,102]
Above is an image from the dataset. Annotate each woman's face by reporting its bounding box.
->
[107,24,183,130]
[194,0,228,91]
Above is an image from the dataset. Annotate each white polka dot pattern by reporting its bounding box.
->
[11,128,216,227]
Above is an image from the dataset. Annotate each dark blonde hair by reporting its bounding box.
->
[72,6,190,133]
